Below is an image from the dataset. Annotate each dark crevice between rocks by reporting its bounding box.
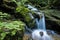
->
[46,19,60,34]
[0,0,17,13]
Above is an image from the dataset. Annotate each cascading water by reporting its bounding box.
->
[25,4,54,40]
[27,4,46,30]
[32,12,54,40]
[35,13,46,30]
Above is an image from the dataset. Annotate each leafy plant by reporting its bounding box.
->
[0,12,11,20]
[0,21,25,40]
[12,0,27,6]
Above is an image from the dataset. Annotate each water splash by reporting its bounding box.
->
[32,29,54,40]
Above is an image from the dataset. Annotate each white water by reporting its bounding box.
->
[27,4,38,11]
[32,29,53,40]
[26,4,54,40]
[28,4,46,30]
[31,13,54,40]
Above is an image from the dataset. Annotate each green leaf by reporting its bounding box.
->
[11,30,16,36]
[1,33,6,40]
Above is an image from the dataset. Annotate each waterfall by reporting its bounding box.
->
[35,13,46,30]
[25,4,54,40]
[27,4,46,30]
[35,18,40,29]
[39,13,46,30]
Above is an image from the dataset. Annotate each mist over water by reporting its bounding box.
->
[32,29,53,40]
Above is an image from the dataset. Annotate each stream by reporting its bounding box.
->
[23,4,59,40]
